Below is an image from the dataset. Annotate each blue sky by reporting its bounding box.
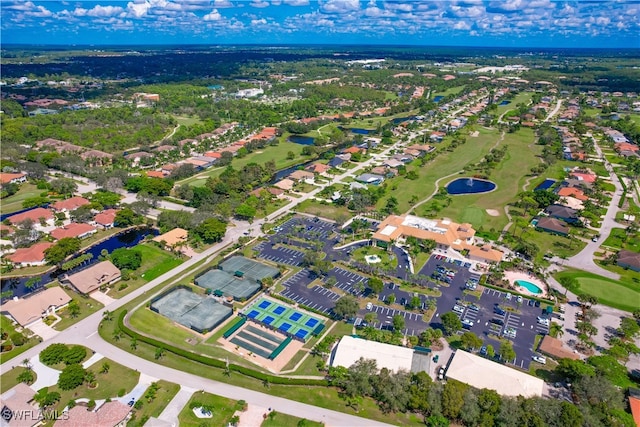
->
[2,1,639,48]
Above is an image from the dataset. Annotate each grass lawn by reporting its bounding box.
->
[513,228,586,263]
[0,367,37,393]
[602,227,640,252]
[352,246,397,270]
[296,200,351,223]
[178,140,315,187]
[53,292,104,331]
[127,380,181,427]
[435,127,541,232]
[496,92,533,116]
[554,269,639,312]
[173,115,203,126]
[178,391,239,427]
[262,411,324,427]
[0,183,44,215]
[0,315,40,364]
[44,358,140,418]
[432,85,467,99]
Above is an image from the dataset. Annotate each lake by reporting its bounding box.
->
[288,135,315,145]
[433,96,444,102]
[1,227,158,301]
[446,178,497,195]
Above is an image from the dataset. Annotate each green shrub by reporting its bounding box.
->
[58,364,86,390]
[40,343,69,365]
[10,332,25,346]
[63,345,87,364]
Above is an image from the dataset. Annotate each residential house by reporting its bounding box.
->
[328,157,345,168]
[94,209,118,229]
[51,196,90,212]
[629,388,640,427]
[343,146,366,155]
[288,170,314,182]
[355,173,385,185]
[383,159,404,168]
[558,196,584,211]
[50,223,97,240]
[430,131,446,142]
[54,401,131,427]
[392,153,414,163]
[545,204,580,223]
[146,171,166,179]
[5,242,54,267]
[0,383,39,427]
[617,250,640,272]
[161,164,178,175]
[63,260,121,295]
[404,148,422,157]
[153,228,188,250]
[407,144,435,154]
[273,179,295,191]
[557,187,589,202]
[7,207,54,226]
[538,336,580,360]
[535,217,569,236]
[305,163,331,175]
[1,287,71,327]
[0,172,27,185]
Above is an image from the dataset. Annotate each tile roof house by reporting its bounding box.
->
[535,217,569,236]
[305,163,331,174]
[545,204,580,223]
[63,260,121,295]
[1,287,71,327]
[50,223,97,240]
[5,242,54,267]
[94,209,118,229]
[288,170,314,181]
[373,215,475,252]
[557,187,589,201]
[0,383,39,427]
[51,196,91,212]
[617,250,640,272]
[7,207,53,225]
[343,146,366,155]
[468,244,504,264]
[54,401,131,427]
[153,228,188,248]
[0,172,27,185]
[629,388,640,427]
[146,171,166,179]
[273,179,294,191]
[538,335,580,360]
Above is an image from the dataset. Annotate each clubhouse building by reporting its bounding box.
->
[372,214,504,264]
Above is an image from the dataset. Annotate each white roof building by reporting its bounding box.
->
[445,350,544,397]
[330,336,415,373]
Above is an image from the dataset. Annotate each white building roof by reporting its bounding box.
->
[446,350,544,398]
[330,336,414,373]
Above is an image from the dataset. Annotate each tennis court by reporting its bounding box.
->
[241,297,325,342]
[150,287,233,333]
[224,321,289,360]
[219,256,280,282]
[195,269,260,301]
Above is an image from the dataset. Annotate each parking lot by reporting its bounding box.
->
[275,216,336,241]
[426,253,550,369]
[278,269,338,315]
[254,242,305,266]
[357,303,429,336]
[325,267,368,297]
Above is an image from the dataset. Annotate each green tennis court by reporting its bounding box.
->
[242,297,325,342]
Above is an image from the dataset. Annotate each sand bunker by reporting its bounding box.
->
[485,209,500,217]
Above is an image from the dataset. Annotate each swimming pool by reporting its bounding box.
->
[516,280,543,294]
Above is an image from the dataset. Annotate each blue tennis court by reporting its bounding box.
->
[289,312,302,321]
[273,305,286,315]
[295,329,308,339]
[279,323,292,332]
[247,310,259,319]
[259,300,271,309]
[263,315,275,325]
[305,318,318,328]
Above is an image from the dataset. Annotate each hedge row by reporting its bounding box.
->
[117,311,328,386]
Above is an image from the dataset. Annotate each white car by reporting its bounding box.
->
[532,355,546,364]
[453,305,465,313]
[366,302,373,310]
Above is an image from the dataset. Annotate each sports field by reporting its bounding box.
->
[243,297,324,342]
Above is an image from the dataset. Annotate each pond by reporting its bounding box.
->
[346,127,375,135]
[288,135,315,145]
[269,160,315,183]
[392,116,416,124]
[1,227,158,301]
[499,100,511,106]
[446,178,497,195]
[433,96,444,102]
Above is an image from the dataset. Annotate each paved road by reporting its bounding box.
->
[562,140,624,279]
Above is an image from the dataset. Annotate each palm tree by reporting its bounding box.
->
[22,358,32,371]
[550,322,564,338]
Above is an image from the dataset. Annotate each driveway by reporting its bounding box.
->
[28,319,59,341]
[156,385,197,426]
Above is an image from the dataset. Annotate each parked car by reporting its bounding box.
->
[532,355,547,364]
[490,318,505,326]
[453,305,465,313]
[366,302,373,310]
[480,346,487,356]
[462,319,474,329]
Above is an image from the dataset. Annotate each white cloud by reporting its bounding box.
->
[283,0,310,5]
[127,1,151,18]
[321,0,361,14]
[251,0,270,7]
[203,8,223,20]
[453,20,471,30]
[251,18,268,25]
[364,6,394,17]
[213,0,234,7]
[86,5,125,17]
[383,2,412,13]
[3,1,36,11]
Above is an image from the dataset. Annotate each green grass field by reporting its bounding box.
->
[178,140,315,187]
[432,85,467,99]
[0,183,44,215]
[496,92,533,116]
[0,366,37,393]
[173,116,203,126]
[554,269,639,312]
[53,292,104,331]
[261,412,324,427]
[0,315,40,364]
[127,380,181,427]
[602,227,640,252]
[178,391,239,427]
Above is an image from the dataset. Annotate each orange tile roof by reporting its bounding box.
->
[630,396,640,427]
[538,336,580,360]
[557,187,589,201]
[54,401,130,427]
[51,196,90,211]
[50,223,96,240]
[6,242,54,264]
[94,209,117,226]
[204,151,222,158]
[8,207,53,225]
[146,171,165,178]
[0,172,27,184]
